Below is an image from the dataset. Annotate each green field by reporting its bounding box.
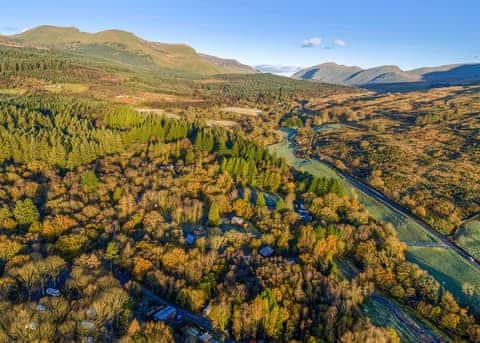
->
[269,131,435,242]
[362,295,448,343]
[269,129,480,315]
[454,220,480,259]
[44,83,89,93]
[337,260,445,342]
[408,247,480,312]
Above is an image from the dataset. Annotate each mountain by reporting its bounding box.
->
[293,62,480,91]
[0,25,255,75]
[199,53,256,74]
[292,63,363,84]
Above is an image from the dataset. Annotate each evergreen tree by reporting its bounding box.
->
[13,199,39,225]
[82,170,99,193]
[104,241,120,271]
[208,202,221,226]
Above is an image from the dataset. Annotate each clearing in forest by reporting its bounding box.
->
[221,107,261,117]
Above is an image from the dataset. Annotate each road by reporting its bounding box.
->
[459,212,480,226]
[318,156,480,269]
[285,131,480,270]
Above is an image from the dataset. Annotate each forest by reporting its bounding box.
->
[0,94,479,342]
[1,39,480,342]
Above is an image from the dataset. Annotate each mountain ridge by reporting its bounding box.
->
[0,25,256,75]
[293,62,480,90]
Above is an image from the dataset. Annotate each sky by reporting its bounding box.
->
[1,0,480,72]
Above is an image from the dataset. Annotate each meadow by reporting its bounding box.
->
[454,220,480,259]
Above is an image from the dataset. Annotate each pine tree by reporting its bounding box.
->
[13,199,39,226]
[208,202,221,226]
[104,241,120,271]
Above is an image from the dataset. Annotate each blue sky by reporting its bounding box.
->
[1,0,479,71]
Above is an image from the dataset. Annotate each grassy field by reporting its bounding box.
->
[408,246,480,313]
[362,295,448,343]
[269,131,435,242]
[454,220,480,259]
[304,86,480,235]
[221,107,261,116]
[44,83,89,93]
[337,260,445,342]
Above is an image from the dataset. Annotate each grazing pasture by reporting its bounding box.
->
[454,220,480,259]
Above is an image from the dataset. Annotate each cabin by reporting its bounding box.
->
[46,288,61,297]
[231,216,248,228]
[153,306,177,322]
[185,233,196,245]
[259,246,274,257]
[25,322,38,330]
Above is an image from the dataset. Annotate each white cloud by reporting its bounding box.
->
[255,65,303,77]
[334,39,346,47]
[301,37,322,48]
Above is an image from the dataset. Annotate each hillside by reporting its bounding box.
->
[294,62,480,90]
[199,53,256,74]
[0,25,255,75]
[292,63,363,84]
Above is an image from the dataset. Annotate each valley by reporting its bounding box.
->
[0,23,480,342]
[269,128,480,315]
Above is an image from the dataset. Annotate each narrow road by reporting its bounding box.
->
[459,212,480,226]
[319,156,480,269]
[284,129,480,270]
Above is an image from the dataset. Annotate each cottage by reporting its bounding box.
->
[185,233,196,245]
[46,288,61,297]
[259,246,274,257]
[231,216,245,226]
[153,306,177,322]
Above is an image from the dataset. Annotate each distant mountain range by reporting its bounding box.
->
[0,25,256,75]
[293,62,480,91]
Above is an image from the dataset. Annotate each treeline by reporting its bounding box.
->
[0,46,77,74]
[197,73,348,105]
